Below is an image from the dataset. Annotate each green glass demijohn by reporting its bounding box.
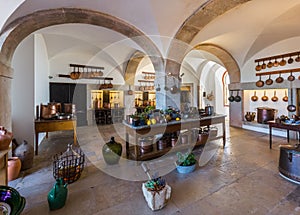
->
[47,178,68,210]
[102,136,122,165]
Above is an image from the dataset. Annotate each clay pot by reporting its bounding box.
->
[8,157,21,182]
[0,127,13,151]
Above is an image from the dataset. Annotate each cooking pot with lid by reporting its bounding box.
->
[205,105,214,116]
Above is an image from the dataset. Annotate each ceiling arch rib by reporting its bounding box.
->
[166,0,249,79]
[0,8,163,70]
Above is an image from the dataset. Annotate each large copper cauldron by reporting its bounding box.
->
[256,107,277,124]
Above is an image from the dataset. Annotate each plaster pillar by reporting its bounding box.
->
[0,60,13,130]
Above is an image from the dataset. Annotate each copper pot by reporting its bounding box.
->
[279,56,286,66]
[288,72,295,81]
[64,103,76,114]
[265,75,273,85]
[256,75,264,87]
[255,62,262,71]
[267,59,273,68]
[275,73,284,83]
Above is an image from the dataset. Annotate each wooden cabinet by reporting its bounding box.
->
[124,114,226,161]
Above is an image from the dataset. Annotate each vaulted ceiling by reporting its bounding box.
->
[1,0,300,75]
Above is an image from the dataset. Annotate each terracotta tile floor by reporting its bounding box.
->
[9,122,300,215]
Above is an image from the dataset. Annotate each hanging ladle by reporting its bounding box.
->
[287,88,296,112]
[271,90,278,102]
[251,91,258,102]
[282,90,288,102]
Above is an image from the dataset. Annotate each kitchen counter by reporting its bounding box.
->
[123,114,226,161]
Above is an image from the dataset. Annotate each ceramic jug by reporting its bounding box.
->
[102,137,122,165]
[13,140,34,170]
[48,178,68,210]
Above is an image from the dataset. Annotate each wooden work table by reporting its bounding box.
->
[124,114,226,161]
[34,118,77,155]
[269,121,300,149]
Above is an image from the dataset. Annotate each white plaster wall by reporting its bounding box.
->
[241,37,300,83]
[34,34,49,108]
[34,34,50,144]
[12,35,35,145]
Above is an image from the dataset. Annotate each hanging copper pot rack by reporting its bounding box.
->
[254,51,300,71]
[255,68,300,76]
[58,63,111,80]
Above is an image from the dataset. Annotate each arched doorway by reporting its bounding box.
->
[0,8,163,130]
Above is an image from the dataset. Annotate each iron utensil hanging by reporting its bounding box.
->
[288,55,294,64]
[296,53,300,62]
[234,91,241,102]
[228,91,235,102]
[287,88,296,112]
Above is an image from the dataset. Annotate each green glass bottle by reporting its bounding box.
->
[48,178,68,210]
[102,136,122,165]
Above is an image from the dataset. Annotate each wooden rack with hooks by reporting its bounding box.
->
[255,51,300,63]
[255,68,300,76]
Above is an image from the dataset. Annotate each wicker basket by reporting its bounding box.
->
[53,144,85,184]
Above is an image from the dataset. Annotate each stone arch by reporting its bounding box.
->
[193,43,240,83]
[124,51,146,85]
[166,0,251,77]
[0,8,163,128]
[0,8,162,66]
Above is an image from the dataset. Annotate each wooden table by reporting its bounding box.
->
[268,121,300,149]
[124,114,226,161]
[34,118,77,155]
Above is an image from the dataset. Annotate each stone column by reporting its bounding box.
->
[0,59,13,130]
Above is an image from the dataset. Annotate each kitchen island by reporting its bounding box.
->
[124,114,226,161]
